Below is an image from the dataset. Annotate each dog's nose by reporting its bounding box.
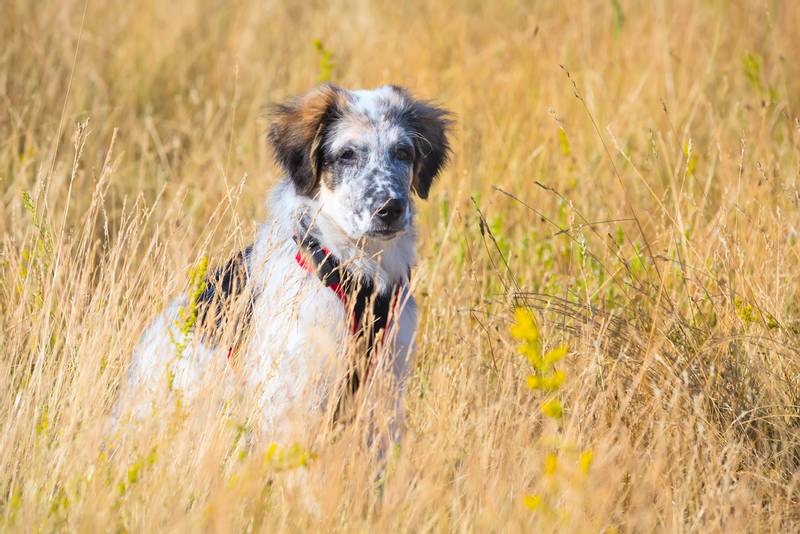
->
[375,198,406,225]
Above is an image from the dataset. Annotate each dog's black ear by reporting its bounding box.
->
[394,88,453,199]
[268,84,345,196]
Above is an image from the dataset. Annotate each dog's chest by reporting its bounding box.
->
[240,247,416,426]
[246,251,348,363]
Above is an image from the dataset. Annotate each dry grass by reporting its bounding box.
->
[2,0,800,531]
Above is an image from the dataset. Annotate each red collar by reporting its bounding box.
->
[295,247,350,325]
[293,245,403,337]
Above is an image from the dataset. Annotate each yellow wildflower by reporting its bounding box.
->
[510,307,539,343]
[542,345,568,369]
[579,450,594,474]
[527,369,566,391]
[541,399,563,420]
[522,494,543,510]
[544,453,558,476]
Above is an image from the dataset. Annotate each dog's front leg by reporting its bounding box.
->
[370,292,417,477]
[390,291,417,443]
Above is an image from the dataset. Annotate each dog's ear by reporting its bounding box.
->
[268,84,345,196]
[396,89,453,199]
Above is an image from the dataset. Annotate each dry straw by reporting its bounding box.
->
[1,0,799,531]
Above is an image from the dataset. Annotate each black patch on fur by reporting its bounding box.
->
[268,84,345,196]
[389,86,453,199]
[341,283,393,392]
[196,245,254,345]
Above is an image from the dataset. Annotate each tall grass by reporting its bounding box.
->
[2,0,799,530]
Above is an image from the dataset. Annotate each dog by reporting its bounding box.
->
[122,84,452,447]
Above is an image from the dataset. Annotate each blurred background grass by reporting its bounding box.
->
[2,0,799,531]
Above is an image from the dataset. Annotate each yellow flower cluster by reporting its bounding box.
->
[510,308,568,418]
[169,256,209,359]
[512,307,595,518]
[264,442,316,471]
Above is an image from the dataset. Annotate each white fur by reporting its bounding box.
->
[123,179,417,443]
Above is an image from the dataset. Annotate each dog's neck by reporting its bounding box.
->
[269,180,415,293]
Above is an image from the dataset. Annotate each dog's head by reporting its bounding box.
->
[268,84,452,240]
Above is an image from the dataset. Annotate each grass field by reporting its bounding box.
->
[2,0,800,531]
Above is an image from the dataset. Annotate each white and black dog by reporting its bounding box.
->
[123,84,452,444]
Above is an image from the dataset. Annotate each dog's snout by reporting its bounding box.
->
[375,198,406,225]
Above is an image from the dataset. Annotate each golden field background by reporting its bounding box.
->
[2,0,800,531]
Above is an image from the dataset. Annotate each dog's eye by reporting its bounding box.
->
[394,146,413,162]
[339,148,356,162]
